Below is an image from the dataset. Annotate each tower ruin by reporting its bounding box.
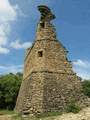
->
[15,5,89,115]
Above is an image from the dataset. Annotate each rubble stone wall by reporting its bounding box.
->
[16,71,88,114]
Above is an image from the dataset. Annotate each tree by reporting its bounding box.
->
[82,80,90,98]
[0,73,22,110]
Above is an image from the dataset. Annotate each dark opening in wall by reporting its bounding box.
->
[40,22,45,28]
[38,51,43,57]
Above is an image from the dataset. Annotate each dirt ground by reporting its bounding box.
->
[0,115,12,120]
[56,107,90,120]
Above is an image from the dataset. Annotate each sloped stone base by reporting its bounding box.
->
[15,71,89,115]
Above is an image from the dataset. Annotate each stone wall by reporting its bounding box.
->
[43,72,85,112]
[23,38,72,80]
[16,72,44,114]
[16,71,89,114]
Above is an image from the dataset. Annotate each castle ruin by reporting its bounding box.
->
[15,5,89,115]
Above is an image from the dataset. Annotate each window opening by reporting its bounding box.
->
[40,22,45,28]
[38,51,43,57]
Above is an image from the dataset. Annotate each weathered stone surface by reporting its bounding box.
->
[15,5,90,115]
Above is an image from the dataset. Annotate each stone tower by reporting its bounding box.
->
[15,5,88,115]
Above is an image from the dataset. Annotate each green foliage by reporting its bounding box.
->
[0,72,22,110]
[66,101,81,113]
[82,80,90,97]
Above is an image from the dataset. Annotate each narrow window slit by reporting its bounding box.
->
[38,51,43,57]
[40,22,45,28]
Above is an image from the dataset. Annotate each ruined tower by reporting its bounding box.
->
[15,5,88,115]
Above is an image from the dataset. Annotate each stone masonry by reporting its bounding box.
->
[15,5,89,115]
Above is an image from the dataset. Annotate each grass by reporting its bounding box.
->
[0,109,15,115]
[36,111,62,118]
[12,111,62,120]
[12,115,59,120]
[0,109,62,120]
[0,107,81,120]
[66,102,81,114]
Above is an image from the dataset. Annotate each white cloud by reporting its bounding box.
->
[0,23,10,45]
[73,59,90,68]
[0,0,17,54]
[0,36,7,46]
[73,59,90,79]
[0,0,17,22]
[10,40,32,49]
[13,4,27,17]
[0,23,10,35]
[0,64,23,74]
[0,47,10,54]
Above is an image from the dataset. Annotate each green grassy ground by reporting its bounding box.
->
[12,112,62,120]
[0,105,81,120]
[12,115,60,120]
[0,110,62,120]
[0,110,15,115]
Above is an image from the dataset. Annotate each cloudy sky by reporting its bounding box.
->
[0,0,90,79]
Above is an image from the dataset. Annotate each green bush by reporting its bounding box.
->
[0,73,22,110]
[66,102,81,113]
[82,80,90,97]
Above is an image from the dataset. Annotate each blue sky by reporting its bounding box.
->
[0,0,90,79]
